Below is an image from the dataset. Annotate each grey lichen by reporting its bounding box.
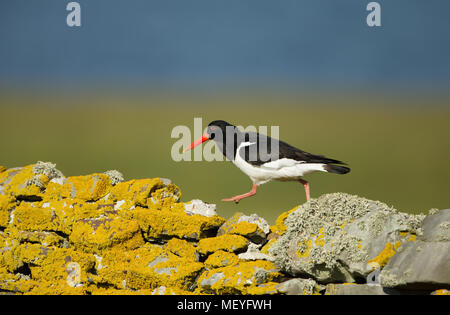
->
[24,175,45,188]
[428,208,440,215]
[438,221,450,241]
[32,161,64,180]
[270,193,380,273]
[103,170,124,186]
[368,210,391,237]
[380,269,405,287]
[269,193,426,282]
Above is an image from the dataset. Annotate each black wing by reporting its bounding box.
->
[240,132,347,166]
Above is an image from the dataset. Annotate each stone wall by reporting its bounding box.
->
[0,162,449,295]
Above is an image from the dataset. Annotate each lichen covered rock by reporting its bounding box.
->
[197,260,281,294]
[1,162,449,295]
[269,193,425,283]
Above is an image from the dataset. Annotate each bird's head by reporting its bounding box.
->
[183,120,234,152]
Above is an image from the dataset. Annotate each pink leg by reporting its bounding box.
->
[299,179,310,201]
[222,183,257,204]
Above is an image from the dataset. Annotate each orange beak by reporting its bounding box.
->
[183,133,210,153]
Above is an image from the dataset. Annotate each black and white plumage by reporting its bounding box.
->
[184,120,350,203]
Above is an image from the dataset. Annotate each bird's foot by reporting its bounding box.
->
[221,184,258,204]
[221,196,241,204]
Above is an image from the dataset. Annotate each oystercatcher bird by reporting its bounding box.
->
[184,120,350,203]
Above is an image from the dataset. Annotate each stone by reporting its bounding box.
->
[197,260,281,294]
[269,193,425,283]
[325,283,396,295]
[69,217,144,254]
[103,170,124,186]
[131,206,225,241]
[218,212,268,244]
[276,278,320,295]
[420,209,450,242]
[238,243,274,262]
[61,174,111,201]
[184,199,217,217]
[378,209,450,290]
[204,250,239,269]
[380,241,450,290]
[198,234,249,256]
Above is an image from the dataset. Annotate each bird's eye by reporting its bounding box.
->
[209,132,215,139]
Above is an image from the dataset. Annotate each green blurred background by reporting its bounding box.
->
[1,1,450,223]
[1,92,449,224]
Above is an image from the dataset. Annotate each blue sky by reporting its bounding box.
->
[1,0,449,91]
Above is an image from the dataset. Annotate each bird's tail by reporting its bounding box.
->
[324,164,350,174]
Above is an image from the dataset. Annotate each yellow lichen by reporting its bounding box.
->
[95,244,203,291]
[6,227,66,247]
[69,217,144,254]
[131,207,225,240]
[198,234,249,256]
[270,206,297,236]
[432,289,450,295]
[368,242,401,269]
[109,178,163,207]
[197,260,281,294]
[229,221,262,236]
[147,182,181,210]
[296,239,312,259]
[61,174,111,201]
[246,281,280,295]
[0,195,15,227]
[12,202,63,232]
[260,238,276,254]
[315,227,325,247]
[42,180,64,201]
[1,165,45,198]
[2,162,293,295]
[25,247,96,284]
[164,238,199,262]
[204,250,239,269]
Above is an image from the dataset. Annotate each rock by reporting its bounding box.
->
[163,238,199,262]
[378,209,450,290]
[269,193,425,283]
[1,161,449,295]
[196,260,281,294]
[108,178,161,207]
[198,234,249,256]
[204,250,239,269]
[184,199,217,217]
[238,243,274,262]
[380,242,450,290]
[276,278,320,295]
[325,283,395,295]
[95,244,204,291]
[7,228,69,248]
[12,202,64,232]
[420,209,450,242]
[218,212,268,244]
[131,206,225,241]
[61,174,111,201]
[0,195,15,228]
[103,170,124,186]
[69,217,144,254]
[0,166,44,199]
[237,213,270,235]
